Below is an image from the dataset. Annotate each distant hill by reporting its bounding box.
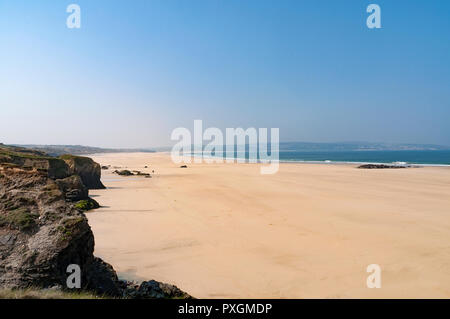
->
[11,144,156,157]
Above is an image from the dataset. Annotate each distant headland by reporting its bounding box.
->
[8,144,156,157]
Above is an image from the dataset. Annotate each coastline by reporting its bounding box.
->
[279,160,450,167]
[88,152,450,298]
[184,152,450,167]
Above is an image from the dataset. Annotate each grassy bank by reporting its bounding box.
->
[0,288,106,299]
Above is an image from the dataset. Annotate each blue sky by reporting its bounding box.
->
[1,0,449,147]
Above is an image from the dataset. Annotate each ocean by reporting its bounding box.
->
[277,150,450,166]
[191,149,450,166]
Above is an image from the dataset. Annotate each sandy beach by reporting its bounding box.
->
[88,152,450,298]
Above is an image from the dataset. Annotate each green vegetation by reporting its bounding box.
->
[57,216,86,240]
[42,183,63,200]
[0,208,39,231]
[15,144,156,157]
[59,154,94,167]
[0,288,107,299]
[74,198,100,211]
[4,196,36,210]
[0,147,52,161]
[61,216,85,229]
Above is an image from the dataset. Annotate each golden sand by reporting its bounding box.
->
[88,153,450,298]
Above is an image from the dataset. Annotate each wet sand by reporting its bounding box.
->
[88,152,450,298]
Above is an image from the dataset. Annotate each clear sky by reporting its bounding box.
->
[1,0,449,148]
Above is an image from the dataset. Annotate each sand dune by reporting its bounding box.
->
[88,153,450,298]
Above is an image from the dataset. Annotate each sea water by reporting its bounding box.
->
[190,149,450,166]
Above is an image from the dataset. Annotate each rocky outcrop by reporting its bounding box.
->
[60,155,105,190]
[113,170,151,177]
[120,280,192,299]
[0,166,100,290]
[55,175,88,202]
[0,147,71,180]
[113,169,134,176]
[74,198,100,212]
[0,145,191,298]
[358,164,408,169]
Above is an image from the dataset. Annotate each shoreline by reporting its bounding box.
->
[89,151,450,168]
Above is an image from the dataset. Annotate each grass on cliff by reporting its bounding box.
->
[0,148,53,161]
[0,147,70,179]
[57,216,86,241]
[59,154,93,165]
[0,208,39,231]
[74,198,100,211]
[0,288,106,299]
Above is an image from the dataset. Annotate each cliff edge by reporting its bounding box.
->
[0,145,191,298]
[60,155,105,190]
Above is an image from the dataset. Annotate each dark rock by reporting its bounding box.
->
[84,257,121,296]
[134,280,192,299]
[180,165,188,168]
[74,198,100,212]
[134,171,150,177]
[55,175,88,202]
[113,170,134,176]
[112,170,151,178]
[358,164,407,169]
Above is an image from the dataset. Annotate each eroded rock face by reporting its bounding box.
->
[55,175,88,202]
[0,147,192,298]
[0,145,105,191]
[60,155,105,190]
[0,167,103,290]
[0,153,71,180]
[0,166,130,296]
